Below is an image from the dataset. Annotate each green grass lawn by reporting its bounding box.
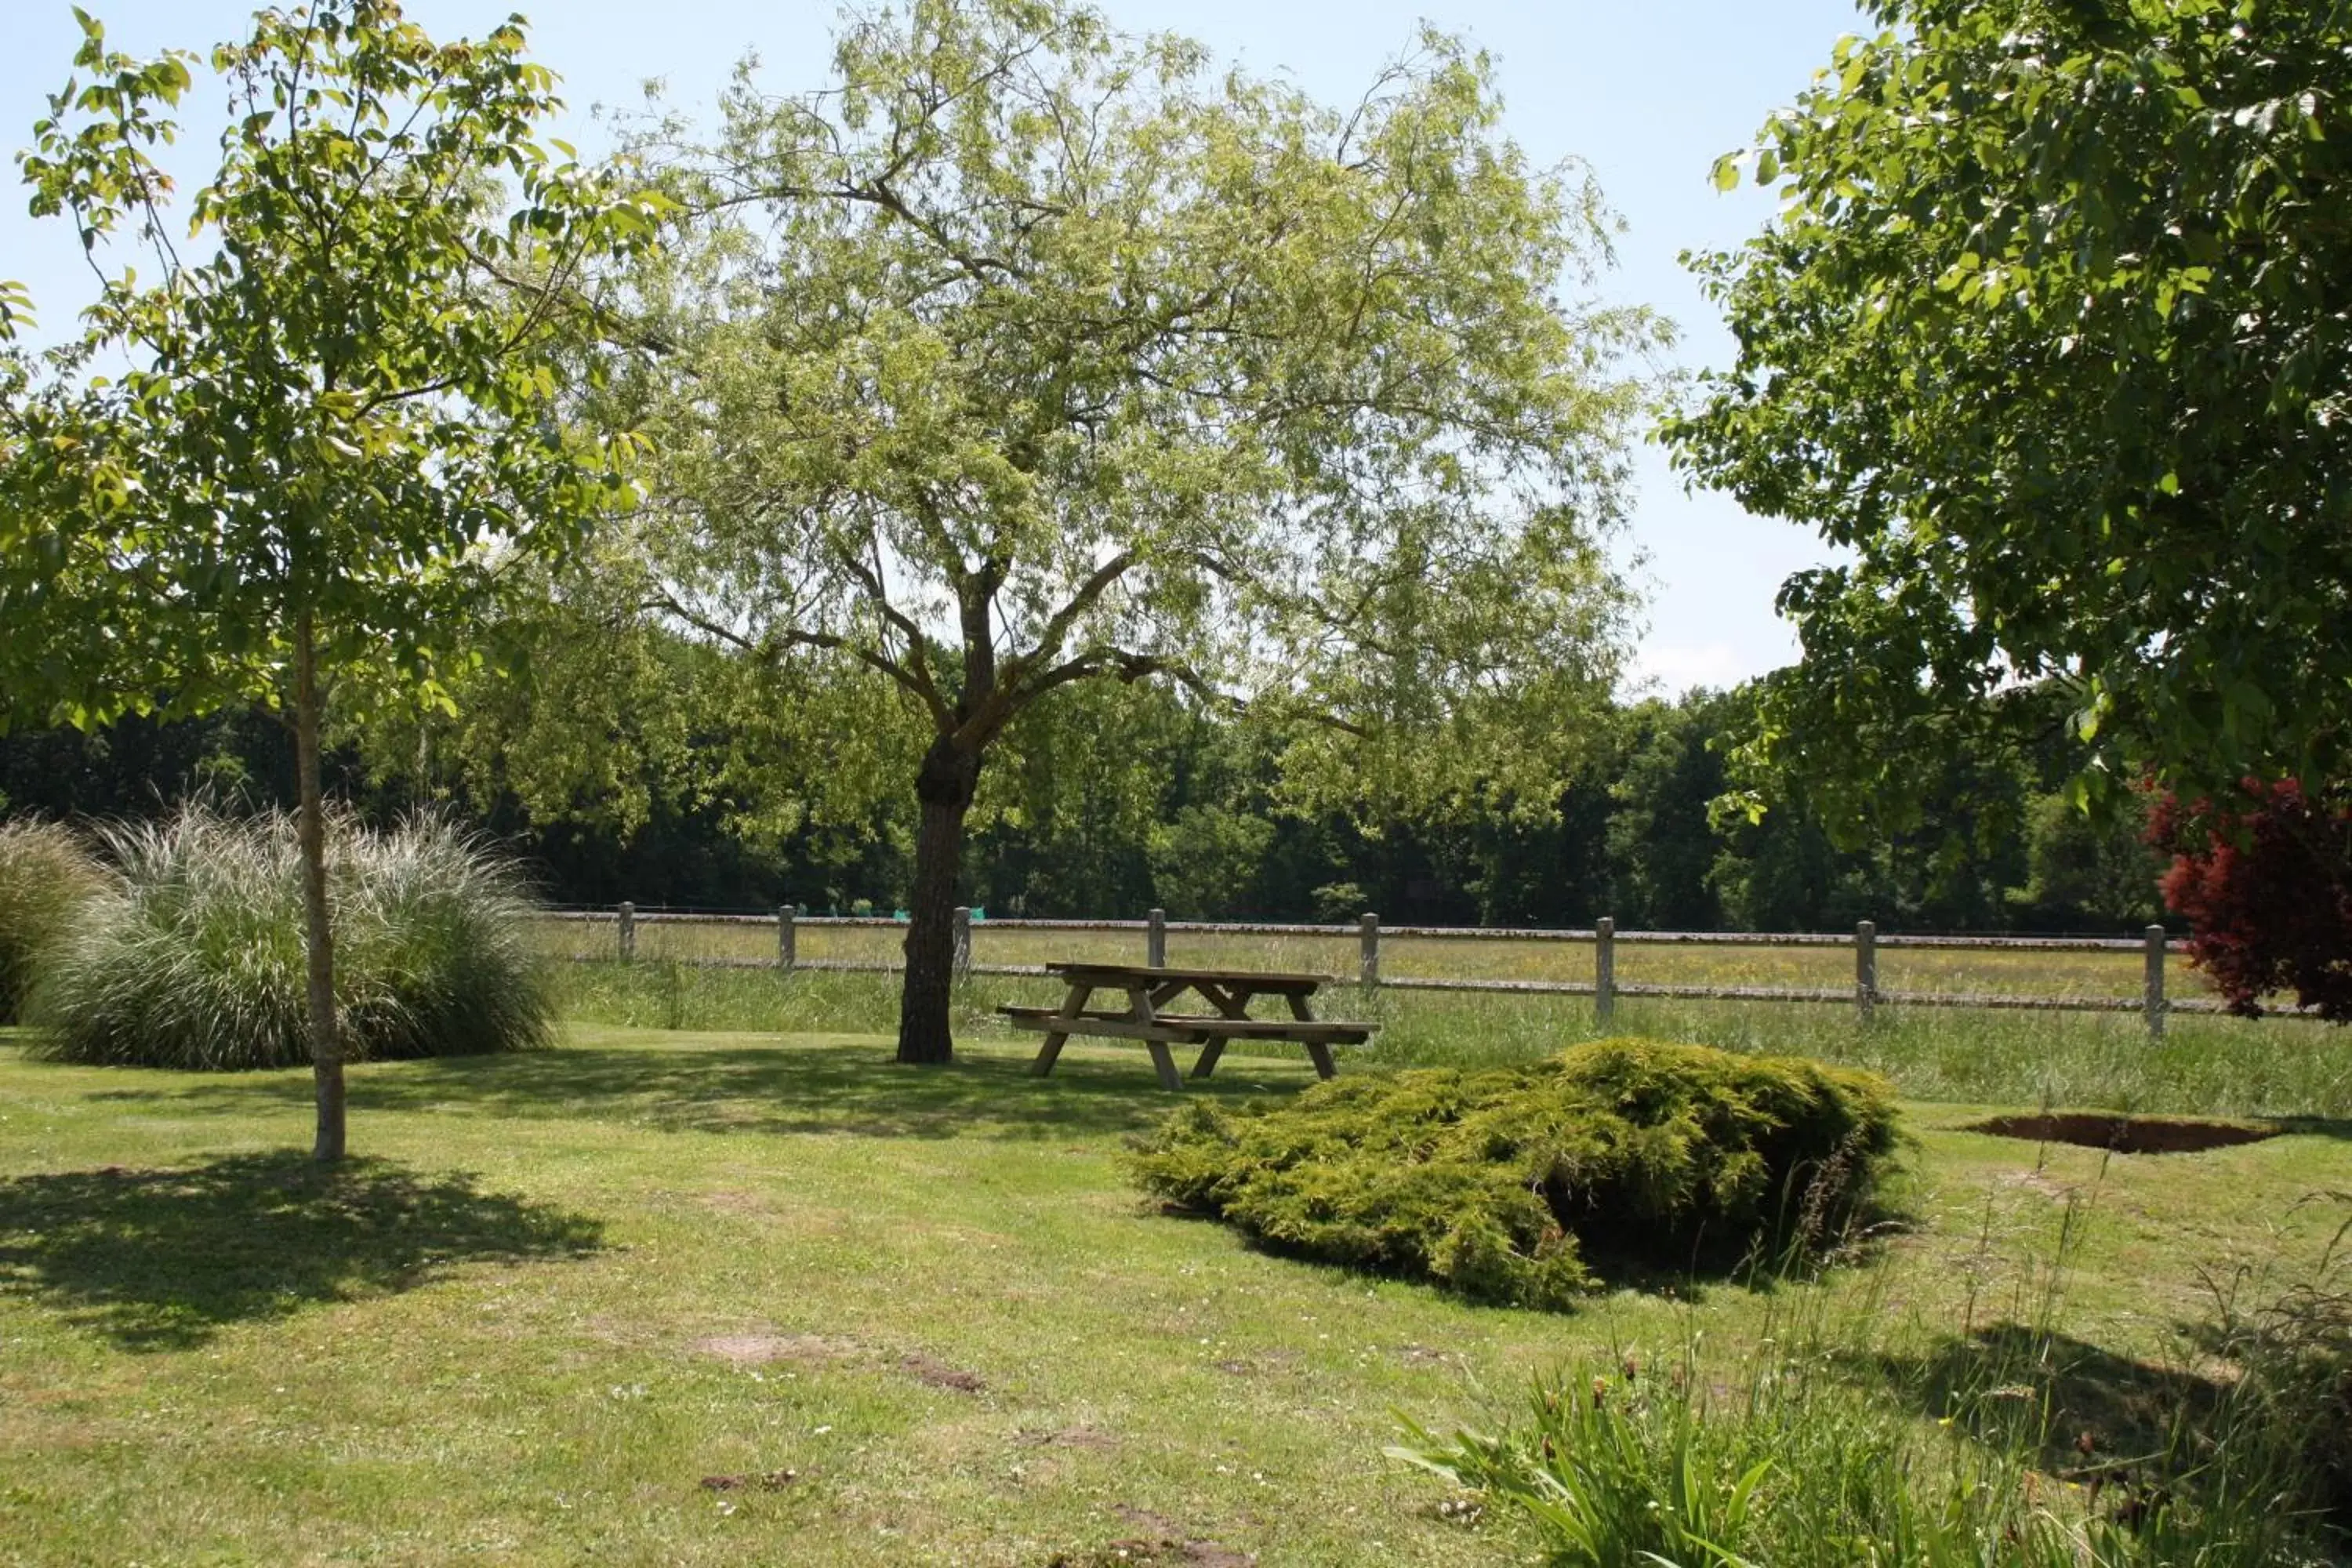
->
[2,1025,2348,1566]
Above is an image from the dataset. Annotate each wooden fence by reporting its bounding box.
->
[541,906,2305,1042]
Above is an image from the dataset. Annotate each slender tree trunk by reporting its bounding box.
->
[294,610,347,1162]
[896,734,982,1065]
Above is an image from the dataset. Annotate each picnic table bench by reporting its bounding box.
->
[1000,961,1377,1091]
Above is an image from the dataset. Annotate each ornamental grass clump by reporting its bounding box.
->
[0,819,107,1023]
[26,805,551,1070]
[1130,1039,1901,1309]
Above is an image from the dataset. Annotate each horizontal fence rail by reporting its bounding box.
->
[537,904,2325,1040]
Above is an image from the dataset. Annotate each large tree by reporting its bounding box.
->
[1670,0,2352,824]
[1,2,664,1159]
[633,0,1661,1062]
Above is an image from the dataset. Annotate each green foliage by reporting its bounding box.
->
[3,0,667,735]
[1400,1363,2045,1566]
[1401,1198,2352,1566]
[638,0,1657,799]
[1128,1040,1900,1309]
[615,0,1660,1056]
[2014,791,2165,930]
[1146,807,1276,921]
[1396,1346,2335,1568]
[2,0,670,1150]
[2179,1205,2352,1539]
[26,806,550,1070]
[0,819,106,1022]
[1670,0,2352,817]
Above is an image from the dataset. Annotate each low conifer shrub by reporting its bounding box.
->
[25,806,551,1069]
[1131,1039,1900,1308]
[0,819,107,1023]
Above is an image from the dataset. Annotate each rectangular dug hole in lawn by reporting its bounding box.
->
[1965,1112,2283,1154]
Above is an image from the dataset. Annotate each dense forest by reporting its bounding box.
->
[0,632,2166,935]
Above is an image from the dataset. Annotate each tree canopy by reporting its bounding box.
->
[1,1,665,1157]
[626,0,1664,1061]
[1670,0,2352,825]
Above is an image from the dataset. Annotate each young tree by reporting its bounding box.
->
[636,0,1660,1063]
[1670,0,2352,819]
[0,3,665,1160]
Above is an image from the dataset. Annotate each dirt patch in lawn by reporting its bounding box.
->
[694,1332,858,1367]
[1967,1112,2281,1155]
[1044,1508,1256,1566]
[898,1352,985,1393]
[1018,1425,1118,1450]
[698,1469,797,1492]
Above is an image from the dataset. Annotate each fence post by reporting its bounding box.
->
[1855,920,1877,1023]
[1595,916,1617,1029]
[778,905,797,971]
[617,901,636,963]
[1599,921,1618,1029]
[1147,907,1167,969]
[953,906,972,979]
[2144,925,2168,1043]
[1359,913,1381,989]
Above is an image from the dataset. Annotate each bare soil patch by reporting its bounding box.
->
[1967,1112,2281,1155]
[898,1352,985,1393]
[693,1332,856,1367]
[698,1469,797,1492]
[1044,1508,1257,1566]
[1018,1425,1119,1450]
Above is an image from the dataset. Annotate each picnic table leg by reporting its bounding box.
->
[1123,985,1186,1091]
[1030,982,1093,1077]
[1189,980,1250,1080]
[1286,991,1340,1080]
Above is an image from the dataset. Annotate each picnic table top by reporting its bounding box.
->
[1042,960,1335,990]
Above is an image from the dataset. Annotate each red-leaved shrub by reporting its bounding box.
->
[2151,780,2352,1022]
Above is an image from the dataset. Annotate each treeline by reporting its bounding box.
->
[0,635,2165,935]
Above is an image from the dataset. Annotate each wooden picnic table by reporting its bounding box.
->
[1000,961,1376,1091]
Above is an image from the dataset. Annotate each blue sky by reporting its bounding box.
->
[1,0,1869,693]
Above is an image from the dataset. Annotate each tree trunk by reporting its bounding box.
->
[896,735,982,1065]
[294,611,347,1162]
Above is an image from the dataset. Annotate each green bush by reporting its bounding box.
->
[0,819,107,1024]
[1129,1039,1901,1308]
[26,806,552,1069]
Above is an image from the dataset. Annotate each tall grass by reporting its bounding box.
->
[1397,1192,2352,1567]
[0,819,107,1024]
[26,806,551,1070]
[543,964,2352,1119]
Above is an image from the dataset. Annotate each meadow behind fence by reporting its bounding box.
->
[532,905,2352,1120]
[538,906,2245,1018]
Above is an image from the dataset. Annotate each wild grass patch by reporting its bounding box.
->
[25,805,551,1069]
[0,819,105,1023]
[1399,1193,2352,1567]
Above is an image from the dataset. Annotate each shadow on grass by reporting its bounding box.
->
[2267,1116,2352,1142]
[78,1038,1312,1142]
[1864,1323,2224,1476]
[0,1152,603,1351]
